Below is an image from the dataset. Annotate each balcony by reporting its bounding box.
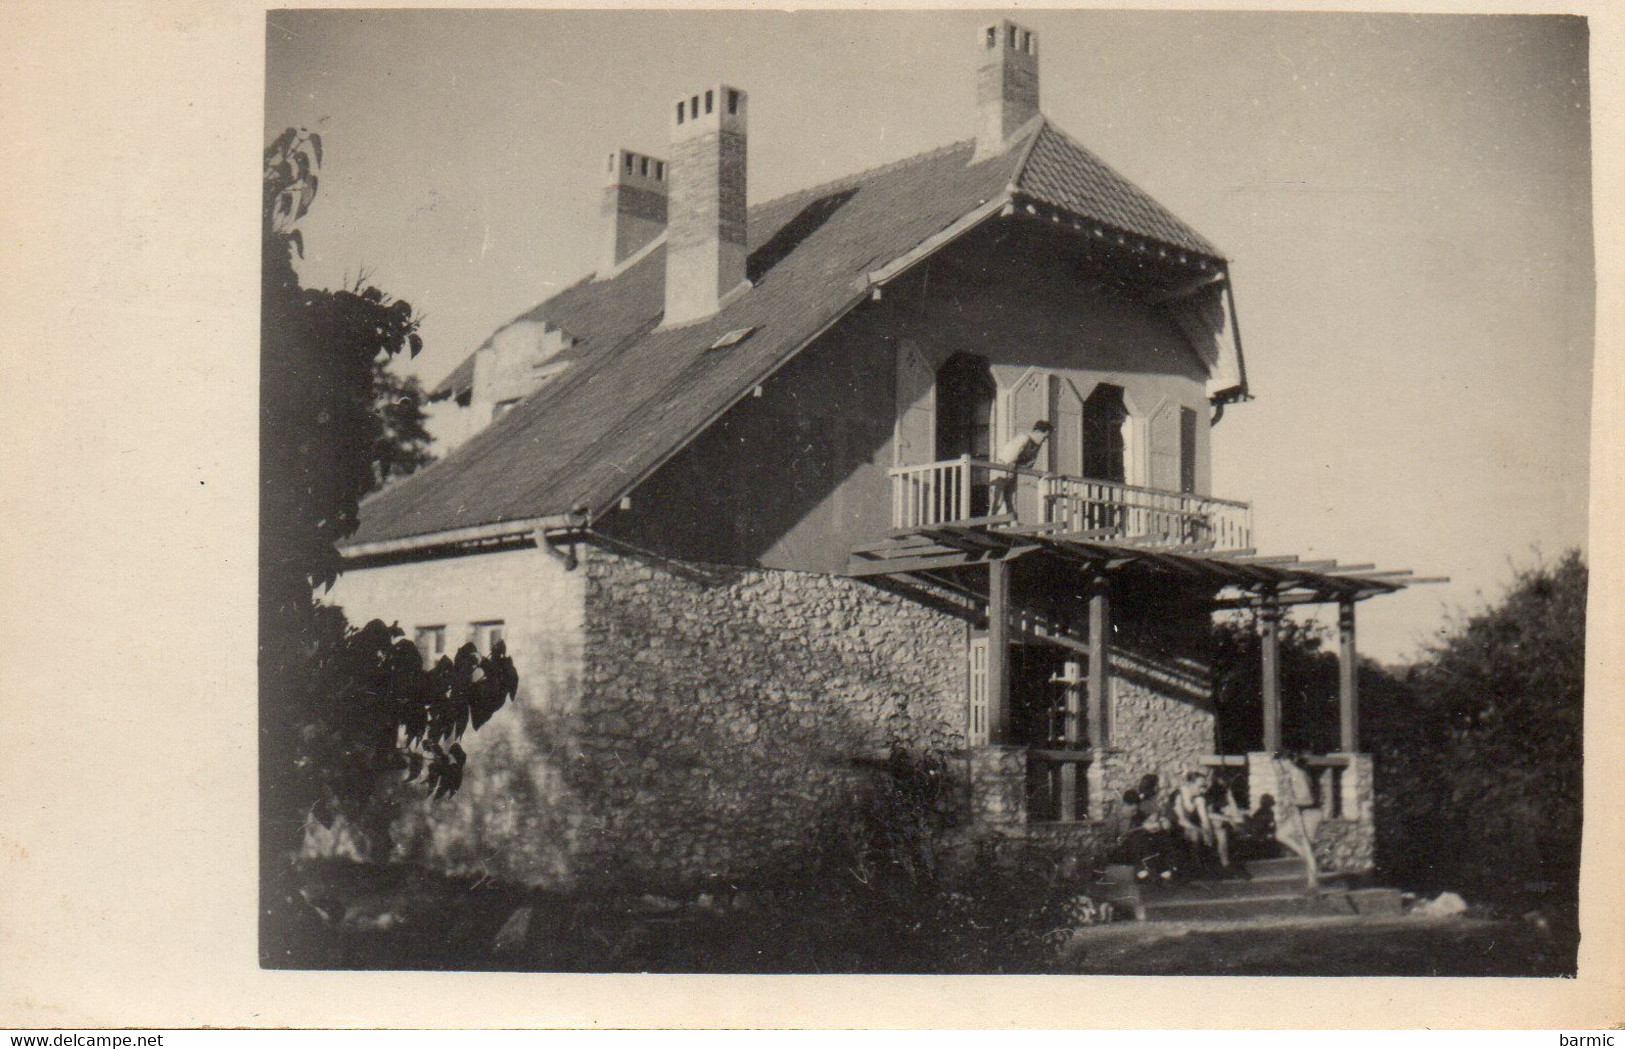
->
[889,456,1252,549]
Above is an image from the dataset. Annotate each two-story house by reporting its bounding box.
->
[320,22,1424,892]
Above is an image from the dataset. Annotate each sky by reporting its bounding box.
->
[265,9,1594,664]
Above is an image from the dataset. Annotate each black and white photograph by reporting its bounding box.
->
[3,0,1621,1032]
[256,8,1594,977]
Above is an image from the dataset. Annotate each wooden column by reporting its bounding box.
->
[987,559,1011,744]
[1259,594,1283,754]
[1086,574,1111,749]
[1338,598,1360,753]
[1058,659,1084,822]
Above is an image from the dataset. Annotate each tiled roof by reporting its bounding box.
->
[1015,121,1223,259]
[347,120,1224,550]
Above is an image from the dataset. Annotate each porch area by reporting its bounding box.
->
[849,494,1444,873]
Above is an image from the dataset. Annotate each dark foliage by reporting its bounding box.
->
[1366,552,1585,926]
[372,365,434,489]
[1211,612,1341,755]
[260,128,517,877]
[1209,559,1584,935]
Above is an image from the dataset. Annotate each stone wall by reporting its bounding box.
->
[569,544,969,890]
[309,542,1236,891]
[1097,596,1216,822]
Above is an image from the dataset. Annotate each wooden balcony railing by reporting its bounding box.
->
[890,456,1252,549]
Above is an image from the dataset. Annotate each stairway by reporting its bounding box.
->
[1097,854,1404,923]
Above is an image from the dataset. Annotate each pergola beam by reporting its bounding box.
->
[846,543,1038,578]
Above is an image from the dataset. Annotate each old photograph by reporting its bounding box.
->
[259,9,1592,976]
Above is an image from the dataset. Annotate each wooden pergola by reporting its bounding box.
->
[850,517,1445,756]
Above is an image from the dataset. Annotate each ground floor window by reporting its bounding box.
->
[413,625,447,667]
[472,620,505,655]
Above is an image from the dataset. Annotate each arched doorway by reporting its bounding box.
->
[1083,383,1129,484]
[935,354,996,461]
[936,354,997,515]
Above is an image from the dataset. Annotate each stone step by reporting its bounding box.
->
[1142,890,1357,923]
[1142,872,1336,901]
[1245,855,1315,878]
[1344,887,1405,916]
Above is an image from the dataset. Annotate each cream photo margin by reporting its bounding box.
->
[0,0,1619,1030]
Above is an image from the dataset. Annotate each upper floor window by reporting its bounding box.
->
[935,354,996,461]
[1082,384,1129,485]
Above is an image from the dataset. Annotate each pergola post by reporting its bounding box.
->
[1259,592,1283,754]
[987,558,1011,744]
[1086,573,1111,749]
[1338,597,1360,752]
[1058,657,1084,822]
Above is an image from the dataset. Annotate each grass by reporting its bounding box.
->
[1060,914,1576,977]
[264,858,1577,975]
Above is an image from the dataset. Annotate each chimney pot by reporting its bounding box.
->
[600,147,668,275]
[975,19,1040,160]
[664,83,749,326]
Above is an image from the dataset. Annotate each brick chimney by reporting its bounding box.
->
[664,85,748,327]
[600,148,668,275]
[975,20,1040,160]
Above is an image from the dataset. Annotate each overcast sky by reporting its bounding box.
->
[265,9,1593,664]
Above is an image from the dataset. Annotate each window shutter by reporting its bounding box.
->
[1003,370,1052,521]
[894,341,936,466]
[1004,370,1051,469]
[1149,403,1180,492]
[1180,406,1199,494]
[1050,376,1084,478]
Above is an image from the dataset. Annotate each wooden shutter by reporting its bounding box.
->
[1050,376,1084,478]
[894,340,936,467]
[1004,369,1051,468]
[1149,402,1180,492]
[1180,406,1198,494]
[967,636,990,746]
[1004,370,1051,521]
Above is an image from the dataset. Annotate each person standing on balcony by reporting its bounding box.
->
[990,420,1051,518]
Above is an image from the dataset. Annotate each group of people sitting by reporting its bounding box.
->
[1107,763,1320,885]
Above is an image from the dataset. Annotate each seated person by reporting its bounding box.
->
[1169,770,1224,878]
[1118,774,1161,830]
[1106,804,1182,884]
[1203,779,1251,874]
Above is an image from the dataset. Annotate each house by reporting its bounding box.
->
[321,22,1426,892]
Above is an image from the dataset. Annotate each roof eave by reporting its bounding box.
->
[338,512,581,559]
